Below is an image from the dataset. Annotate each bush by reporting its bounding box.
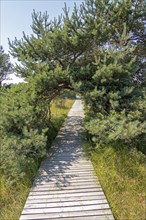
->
[0,83,49,183]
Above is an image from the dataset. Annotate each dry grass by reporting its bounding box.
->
[0,181,30,220]
[85,144,146,220]
[51,99,74,121]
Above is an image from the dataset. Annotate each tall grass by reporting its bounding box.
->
[0,98,74,220]
[85,143,146,220]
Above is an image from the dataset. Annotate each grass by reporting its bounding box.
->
[51,98,73,129]
[84,143,146,220]
[0,98,74,220]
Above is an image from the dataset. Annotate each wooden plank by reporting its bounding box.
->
[48,155,85,158]
[33,179,98,186]
[20,216,114,220]
[38,169,95,174]
[22,204,110,214]
[31,184,101,191]
[34,179,98,185]
[33,178,99,184]
[39,167,95,172]
[24,199,108,209]
[37,173,96,178]
[26,195,107,204]
[35,176,98,182]
[37,174,95,178]
[36,173,97,177]
[38,172,95,177]
[41,164,92,169]
[47,152,85,156]
[44,157,90,161]
[43,216,114,220]
[41,163,92,167]
[44,160,90,163]
[42,161,92,166]
[33,180,100,186]
[40,167,93,171]
[20,209,113,220]
[29,188,103,196]
[39,170,94,175]
[26,191,105,200]
[33,179,99,185]
[34,178,98,184]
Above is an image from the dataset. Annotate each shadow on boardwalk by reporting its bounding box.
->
[33,116,86,188]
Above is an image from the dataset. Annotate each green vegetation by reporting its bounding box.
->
[85,142,146,220]
[0,98,74,220]
[0,0,145,219]
[8,0,145,152]
[0,46,12,86]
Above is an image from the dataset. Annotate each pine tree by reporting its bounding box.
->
[0,46,12,86]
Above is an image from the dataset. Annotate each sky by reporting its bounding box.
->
[1,0,84,83]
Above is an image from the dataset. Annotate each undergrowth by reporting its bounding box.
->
[0,98,74,220]
[84,142,146,220]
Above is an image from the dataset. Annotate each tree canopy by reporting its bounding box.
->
[1,0,146,182]
[9,0,146,140]
[0,46,13,86]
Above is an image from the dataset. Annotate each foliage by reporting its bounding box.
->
[0,79,74,183]
[84,42,146,148]
[0,83,48,183]
[0,46,13,86]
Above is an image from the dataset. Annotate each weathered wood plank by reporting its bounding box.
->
[29,188,103,196]
[34,176,99,182]
[26,195,107,204]
[31,185,101,191]
[39,167,93,172]
[40,166,93,171]
[20,216,114,220]
[42,161,92,165]
[33,179,100,186]
[56,217,114,220]
[39,170,94,175]
[22,204,110,214]
[24,199,108,209]
[44,216,114,220]
[27,191,105,200]
[20,210,113,220]
[30,188,103,195]
[36,173,97,178]
[32,179,100,186]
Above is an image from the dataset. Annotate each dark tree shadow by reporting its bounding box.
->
[32,115,86,189]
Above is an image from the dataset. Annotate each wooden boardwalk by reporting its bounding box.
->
[20,99,114,220]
